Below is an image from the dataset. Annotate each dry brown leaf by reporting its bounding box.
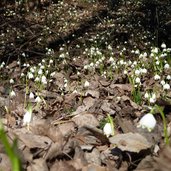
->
[44,142,63,160]
[116,116,136,133]
[53,72,65,89]
[14,129,52,149]
[0,153,11,171]
[29,158,48,171]
[99,78,111,87]
[135,155,156,171]
[121,95,140,109]
[110,84,132,92]
[109,133,152,153]
[72,105,88,115]
[83,96,96,109]
[85,90,100,98]
[30,119,65,143]
[153,146,171,171]
[64,93,77,107]
[82,164,110,171]
[72,113,99,127]
[57,121,76,137]
[84,148,101,165]
[50,160,77,171]
[101,100,116,115]
[77,125,109,145]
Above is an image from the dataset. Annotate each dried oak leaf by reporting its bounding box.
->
[153,146,171,171]
[110,84,132,92]
[82,164,111,171]
[14,129,52,149]
[85,90,100,98]
[28,158,48,171]
[83,96,96,109]
[76,125,109,145]
[109,133,152,153]
[0,153,11,171]
[50,160,77,171]
[101,100,116,115]
[72,112,99,127]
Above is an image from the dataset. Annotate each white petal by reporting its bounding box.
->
[138,113,156,131]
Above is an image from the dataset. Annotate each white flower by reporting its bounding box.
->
[35,96,41,103]
[123,70,128,74]
[137,113,156,132]
[164,63,170,69]
[30,67,35,73]
[135,49,140,55]
[40,65,45,69]
[160,80,165,86]
[152,47,158,54]
[28,72,34,79]
[135,69,140,75]
[21,73,25,77]
[23,110,32,126]
[149,97,156,103]
[109,57,114,63]
[163,83,170,90]
[72,90,78,94]
[35,77,40,82]
[144,92,149,99]
[49,59,53,64]
[38,69,43,75]
[155,60,160,65]
[84,65,89,70]
[41,75,47,84]
[140,68,147,74]
[42,59,45,63]
[103,123,113,137]
[151,93,156,100]
[161,43,166,49]
[29,92,34,99]
[119,59,124,65]
[17,61,20,65]
[154,74,161,80]
[10,79,14,84]
[10,90,16,97]
[149,93,156,103]
[84,80,90,88]
[166,75,171,80]
[135,77,141,84]
[50,72,56,77]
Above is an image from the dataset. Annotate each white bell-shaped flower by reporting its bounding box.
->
[23,109,32,127]
[138,113,156,132]
[103,123,113,137]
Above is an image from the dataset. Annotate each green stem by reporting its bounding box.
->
[155,105,169,145]
[0,122,21,171]
[107,114,114,136]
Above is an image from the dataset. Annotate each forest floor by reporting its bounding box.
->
[0,0,171,170]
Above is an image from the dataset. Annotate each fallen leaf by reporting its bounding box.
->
[109,133,152,153]
[72,113,99,127]
[82,164,110,171]
[14,129,52,149]
[83,96,96,109]
[84,148,101,165]
[0,153,11,171]
[110,84,132,92]
[85,90,100,98]
[50,160,77,171]
[101,100,116,115]
[57,121,76,137]
[29,158,48,171]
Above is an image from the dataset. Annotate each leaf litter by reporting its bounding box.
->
[0,0,171,170]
